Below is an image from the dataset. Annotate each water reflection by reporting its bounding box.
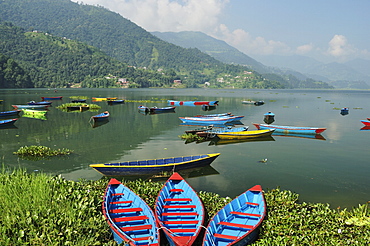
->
[209,136,275,145]
[273,133,326,140]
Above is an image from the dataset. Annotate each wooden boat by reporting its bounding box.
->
[108,99,125,105]
[202,185,266,246]
[102,178,160,246]
[194,115,244,122]
[155,172,205,246]
[253,123,326,135]
[216,129,275,140]
[185,125,214,134]
[242,100,255,104]
[41,96,62,100]
[360,120,370,126]
[196,126,249,138]
[92,97,117,101]
[27,101,52,105]
[67,104,90,111]
[179,116,240,125]
[254,100,265,106]
[0,110,21,118]
[12,104,50,110]
[71,99,87,103]
[90,153,220,176]
[91,111,109,121]
[168,100,218,106]
[149,106,176,113]
[194,113,232,117]
[138,105,149,112]
[0,118,18,126]
[340,107,349,115]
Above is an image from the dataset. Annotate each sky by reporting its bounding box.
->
[72,0,370,63]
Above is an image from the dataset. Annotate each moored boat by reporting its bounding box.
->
[71,99,87,103]
[108,99,125,105]
[202,185,266,246]
[0,110,21,118]
[90,153,220,176]
[12,104,50,110]
[168,100,218,106]
[0,118,18,127]
[102,178,160,246]
[360,120,370,126]
[216,129,275,140]
[155,172,205,246]
[41,96,62,100]
[91,111,109,121]
[149,106,176,113]
[253,123,326,135]
[196,126,249,138]
[27,101,52,105]
[138,105,149,112]
[179,116,240,125]
[92,97,117,101]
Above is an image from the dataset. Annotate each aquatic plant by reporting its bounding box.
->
[13,145,73,161]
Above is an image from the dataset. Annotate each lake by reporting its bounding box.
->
[1,88,369,208]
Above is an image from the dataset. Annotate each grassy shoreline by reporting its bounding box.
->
[1,169,369,245]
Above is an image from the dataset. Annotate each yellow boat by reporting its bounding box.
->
[92,97,117,101]
[216,129,275,140]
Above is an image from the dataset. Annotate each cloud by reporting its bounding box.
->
[327,35,355,58]
[296,44,314,55]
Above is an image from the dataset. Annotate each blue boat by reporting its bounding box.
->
[168,100,218,106]
[253,123,326,135]
[27,101,52,105]
[179,116,240,125]
[0,110,21,118]
[155,172,205,246]
[108,99,125,105]
[102,178,160,246]
[90,153,220,176]
[202,185,266,246]
[340,107,349,116]
[150,106,176,113]
[91,111,109,121]
[0,118,18,127]
[71,99,87,103]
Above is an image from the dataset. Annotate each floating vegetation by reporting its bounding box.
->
[269,100,276,102]
[325,100,331,102]
[282,106,289,108]
[353,107,363,110]
[333,107,341,110]
[13,145,73,161]
[56,103,100,112]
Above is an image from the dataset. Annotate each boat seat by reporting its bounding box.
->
[163,220,199,224]
[218,221,254,229]
[213,233,238,240]
[245,202,259,206]
[112,215,148,222]
[120,224,152,231]
[109,208,142,213]
[170,228,197,233]
[230,211,261,217]
[170,189,183,193]
[132,236,157,242]
[110,201,132,204]
[164,198,192,202]
[161,212,198,216]
[112,193,124,196]
[163,205,196,209]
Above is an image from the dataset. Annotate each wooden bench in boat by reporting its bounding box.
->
[218,221,254,229]
[170,228,197,233]
[245,202,259,206]
[164,198,192,202]
[161,212,199,216]
[230,211,261,217]
[109,207,142,213]
[112,215,149,222]
[213,233,238,240]
[110,201,132,204]
[163,220,199,224]
[120,224,152,231]
[163,205,196,209]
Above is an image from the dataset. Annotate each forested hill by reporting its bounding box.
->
[0,22,178,88]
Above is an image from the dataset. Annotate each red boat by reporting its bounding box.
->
[41,96,63,100]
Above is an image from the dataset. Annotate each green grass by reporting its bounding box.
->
[0,168,368,245]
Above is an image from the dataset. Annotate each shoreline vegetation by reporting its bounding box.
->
[1,169,369,245]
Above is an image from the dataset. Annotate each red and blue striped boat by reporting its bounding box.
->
[253,123,326,135]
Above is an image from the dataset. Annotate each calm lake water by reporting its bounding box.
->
[1,88,369,208]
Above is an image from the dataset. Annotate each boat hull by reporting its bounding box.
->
[0,110,21,118]
[155,172,205,246]
[0,118,18,126]
[216,129,275,140]
[91,111,109,121]
[168,100,218,106]
[41,96,62,100]
[102,179,160,246]
[28,101,52,105]
[202,185,266,246]
[12,105,49,110]
[90,153,220,176]
[253,123,326,135]
[179,116,238,125]
[196,126,249,138]
[360,120,370,126]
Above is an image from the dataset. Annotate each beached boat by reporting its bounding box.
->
[12,104,50,110]
[41,96,62,100]
[253,123,326,135]
[360,120,370,126]
[102,178,160,246]
[27,101,52,105]
[155,172,205,246]
[91,111,109,121]
[216,129,275,140]
[0,118,18,127]
[168,100,218,106]
[196,126,249,138]
[179,116,240,125]
[90,153,220,176]
[202,185,266,246]
[0,110,21,118]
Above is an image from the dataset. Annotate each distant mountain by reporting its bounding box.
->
[152,31,270,74]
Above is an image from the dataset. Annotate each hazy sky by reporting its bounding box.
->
[72,0,369,63]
